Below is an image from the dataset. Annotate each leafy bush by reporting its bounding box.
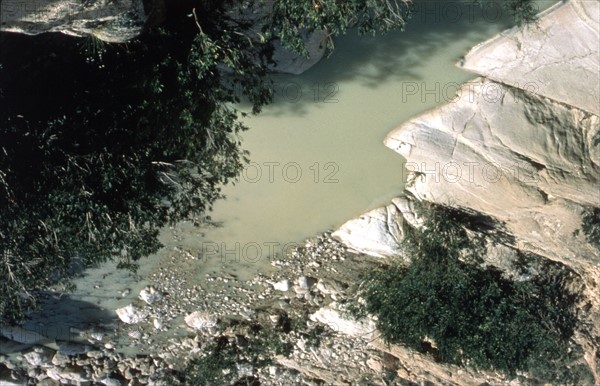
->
[267,0,537,56]
[355,205,581,381]
[0,1,271,322]
[172,323,292,386]
[581,207,600,249]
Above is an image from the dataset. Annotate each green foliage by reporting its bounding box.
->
[354,205,580,381]
[265,0,538,57]
[0,1,273,322]
[80,35,107,62]
[467,0,539,24]
[173,324,291,386]
[266,0,412,55]
[504,0,539,24]
[581,207,600,249]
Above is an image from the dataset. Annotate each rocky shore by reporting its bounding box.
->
[3,232,564,386]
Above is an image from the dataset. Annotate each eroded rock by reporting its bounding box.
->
[0,0,146,43]
[332,194,420,258]
[460,0,600,115]
[115,304,147,325]
[184,311,217,331]
[309,303,377,340]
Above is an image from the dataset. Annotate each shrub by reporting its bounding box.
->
[172,322,292,386]
[581,207,600,249]
[355,205,581,381]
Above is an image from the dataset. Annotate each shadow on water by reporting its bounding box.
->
[19,291,119,342]
[0,292,118,354]
[249,0,535,117]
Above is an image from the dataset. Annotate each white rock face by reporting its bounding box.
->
[334,0,599,379]
[310,303,377,340]
[385,76,599,268]
[0,0,146,43]
[139,286,163,305]
[332,194,421,258]
[115,304,147,325]
[382,1,600,271]
[460,0,600,116]
[184,311,217,331]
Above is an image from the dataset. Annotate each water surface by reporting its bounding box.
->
[184,1,556,279]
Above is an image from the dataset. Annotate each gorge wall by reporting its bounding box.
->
[334,0,600,382]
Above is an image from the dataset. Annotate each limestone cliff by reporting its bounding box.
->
[334,0,600,383]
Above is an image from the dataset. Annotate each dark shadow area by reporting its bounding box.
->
[0,292,117,353]
[20,291,118,341]
[240,0,536,117]
[433,203,518,246]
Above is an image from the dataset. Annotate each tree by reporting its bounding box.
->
[0,0,275,322]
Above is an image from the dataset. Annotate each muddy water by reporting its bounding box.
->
[176,1,556,280]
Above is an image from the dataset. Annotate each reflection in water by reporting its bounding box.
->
[164,1,557,279]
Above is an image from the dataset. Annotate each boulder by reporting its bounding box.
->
[309,303,377,340]
[23,347,55,367]
[184,311,217,331]
[272,279,290,292]
[115,304,147,325]
[332,194,421,258]
[51,352,71,366]
[293,276,317,294]
[226,1,326,75]
[139,286,163,305]
[270,30,327,75]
